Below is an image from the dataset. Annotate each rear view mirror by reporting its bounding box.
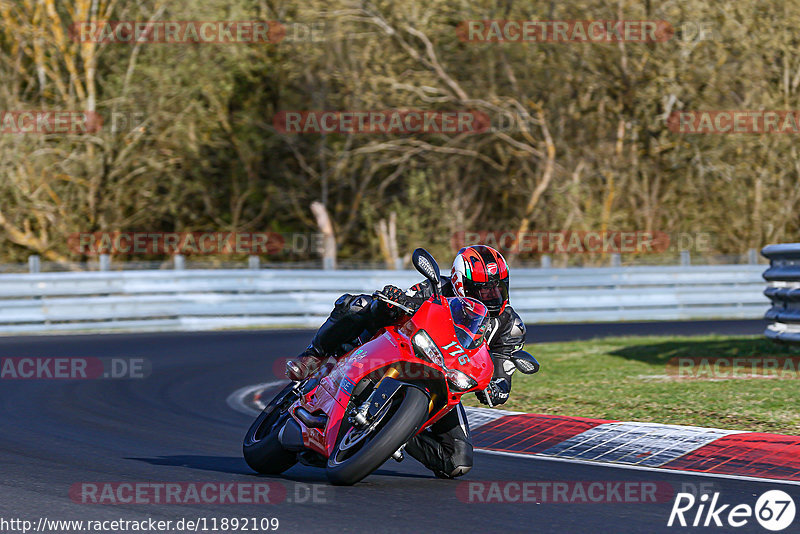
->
[412,248,441,297]
[511,350,540,374]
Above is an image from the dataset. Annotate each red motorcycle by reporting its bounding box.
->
[243,248,539,485]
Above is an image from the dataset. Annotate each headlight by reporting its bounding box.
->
[446,368,477,391]
[412,329,478,390]
[412,329,445,368]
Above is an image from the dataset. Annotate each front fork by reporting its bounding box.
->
[349,366,432,429]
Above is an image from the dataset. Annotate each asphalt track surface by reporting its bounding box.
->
[0,319,795,534]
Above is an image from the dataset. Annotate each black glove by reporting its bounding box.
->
[377,285,420,313]
[476,377,510,406]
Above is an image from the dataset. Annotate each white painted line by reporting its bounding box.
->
[226,381,285,416]
[475,449,800,487]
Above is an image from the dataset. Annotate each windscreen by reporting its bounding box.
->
[448,296,489,350]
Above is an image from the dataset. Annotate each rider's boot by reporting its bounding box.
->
[286,344,325,381]
[286,294,375,381]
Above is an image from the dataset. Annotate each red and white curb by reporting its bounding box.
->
[228,382,800,484]
[467,409,800,484]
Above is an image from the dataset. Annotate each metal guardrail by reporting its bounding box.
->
[762,243,800,344]
[0,264,768,334]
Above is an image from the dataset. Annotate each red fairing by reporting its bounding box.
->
[287,296,494,458]
[410,298,493,384]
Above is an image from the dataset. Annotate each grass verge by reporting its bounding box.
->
[462,335,800,435]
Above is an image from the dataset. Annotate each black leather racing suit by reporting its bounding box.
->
[306,278,527,478]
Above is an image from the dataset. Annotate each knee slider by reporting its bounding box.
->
[348,295,372,313]
[333,293,354,309]
[331,294,371,319]
[448,464,472,478]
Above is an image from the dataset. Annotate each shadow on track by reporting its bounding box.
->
[127,455,435,484]
[126,455,251,475]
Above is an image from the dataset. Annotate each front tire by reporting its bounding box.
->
[326,386,429,486]
[243,383,298,474]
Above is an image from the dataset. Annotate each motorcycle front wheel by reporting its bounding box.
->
[243,382,299,474]
[326,386,429,486]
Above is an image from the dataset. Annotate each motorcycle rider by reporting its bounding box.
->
[286,245,527,478]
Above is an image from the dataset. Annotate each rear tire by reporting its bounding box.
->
[243,384,298,474]
[326,386,429,486]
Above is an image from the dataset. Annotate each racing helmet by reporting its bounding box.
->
[450,245,510,316]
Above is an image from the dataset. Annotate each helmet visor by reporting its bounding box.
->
[463,278,509,313]
[448,297,489,350]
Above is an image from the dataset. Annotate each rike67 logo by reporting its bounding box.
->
[668,490,796,531]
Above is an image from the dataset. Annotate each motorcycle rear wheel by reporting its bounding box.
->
[326,386,429,486]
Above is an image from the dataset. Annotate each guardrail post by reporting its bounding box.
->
[174,254,185,270]
[680,250,691,266]
[99,254,111,271]
[540,255,552,269]
[610,253,621,267]
[248,255,260,270]
[748,248,758,265]
[28,255,41,273]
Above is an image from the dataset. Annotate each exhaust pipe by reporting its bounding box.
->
[295,407,328,429]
